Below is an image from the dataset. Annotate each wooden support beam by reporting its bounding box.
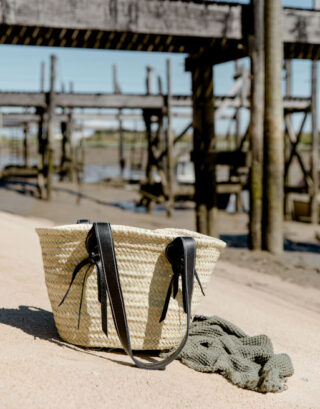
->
[60,120,67,180]
[0,92,46,107]
[234,60,241,148]
[46,54,56,201]
[118,110,125,178]
[0,90,311,112]
[263,0,284,254]
[0,1,243,43]
[166,59,174,218]
[311,58,319,224]
[284,112,309,181]
[113,64,121,94]
[146,66,153,95]
[284,60,292,219]
[37,108,45,199]
[2,1,320,61]
[40,61,45,92]
[189,58,217,236]
[23,122,30,168]
[59,114,74,181]
[311,0,319,224]
[249,0,264,250]
[67,112,74,181]
[157,75,163,96]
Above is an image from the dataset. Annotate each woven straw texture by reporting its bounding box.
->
[37,224,225,350]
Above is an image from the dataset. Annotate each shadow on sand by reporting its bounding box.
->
[0,179,38,197]
[220,234,320,254]
[0,180,192,213]
[0,305,159,368]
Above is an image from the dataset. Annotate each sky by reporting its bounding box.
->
[0,0,317,135]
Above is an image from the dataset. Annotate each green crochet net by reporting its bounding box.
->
[172,315,294,393]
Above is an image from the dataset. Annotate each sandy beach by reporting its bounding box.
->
[0,178,319,409]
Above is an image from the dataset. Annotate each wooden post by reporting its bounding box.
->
[189,58,217,236]
[158,75,163,95]
[311,0,319,224]
[60,120,67,180]
[69,81,75,182]
[40,61,45,92]
[235,60,241,149]
[118,111,125,178]
[146,66,153,95]
[46,54,56,201]
[113,64,121,94]
[166,59,174,217]
[66,112,74,181]
[284,60,292,220]
[37,61,46,198]
[113,64,125,177]
[144,66,154,213]
[249,0,265,250]
[36,109,45,198]
[263,0,284,253]
[22,122,30,168]
[59,82,67,180]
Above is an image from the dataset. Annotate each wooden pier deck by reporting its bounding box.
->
[1,1,320,61]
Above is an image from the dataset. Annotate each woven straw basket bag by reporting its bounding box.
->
[37,221,225,369]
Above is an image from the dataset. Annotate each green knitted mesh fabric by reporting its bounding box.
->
[172,315,294,393]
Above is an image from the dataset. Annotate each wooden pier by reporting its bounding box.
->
[0,0,320,252]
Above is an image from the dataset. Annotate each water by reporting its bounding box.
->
[82,164,144,184]
[0,154,250,214]
[0,154,31,169]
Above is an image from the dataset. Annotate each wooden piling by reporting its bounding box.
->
[235,60,241,149]
[190,58,217,236]
[118,111,125,178]
[284,59,292,220]
[263,0,284,254]
[158,75,163,95]
[66,112,74,181]
[248,0,265,250]
[311,56,319,224]
[113,64,121,95]
[146,66,153,95]
[69,82,75,182]
[46,54,56,201]
[40,61,45,92]
[113,64,125,177]
[23,122,30,168]
[36,108,45,198]
[166,59,174,217]
[311,0,319,224]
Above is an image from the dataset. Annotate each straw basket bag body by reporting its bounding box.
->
[37,220,225,369]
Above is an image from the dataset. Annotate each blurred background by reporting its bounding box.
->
[0,0,319,267]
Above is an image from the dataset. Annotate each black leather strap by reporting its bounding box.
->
[93,223,196,370]
[61,222,198,370]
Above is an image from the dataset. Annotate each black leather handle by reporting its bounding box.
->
[60,221,198,370]
[93,222,196,370]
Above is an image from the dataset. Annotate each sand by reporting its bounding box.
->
[0,208,319,409]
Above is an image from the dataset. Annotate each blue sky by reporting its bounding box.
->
[0,0,317,134]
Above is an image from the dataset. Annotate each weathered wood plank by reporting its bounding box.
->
[0,91,311,111]
[55,93,164,109]
[1,2,320,57]
[283,8,320,45]
[0,92,46,107]
[0,0,243,39]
